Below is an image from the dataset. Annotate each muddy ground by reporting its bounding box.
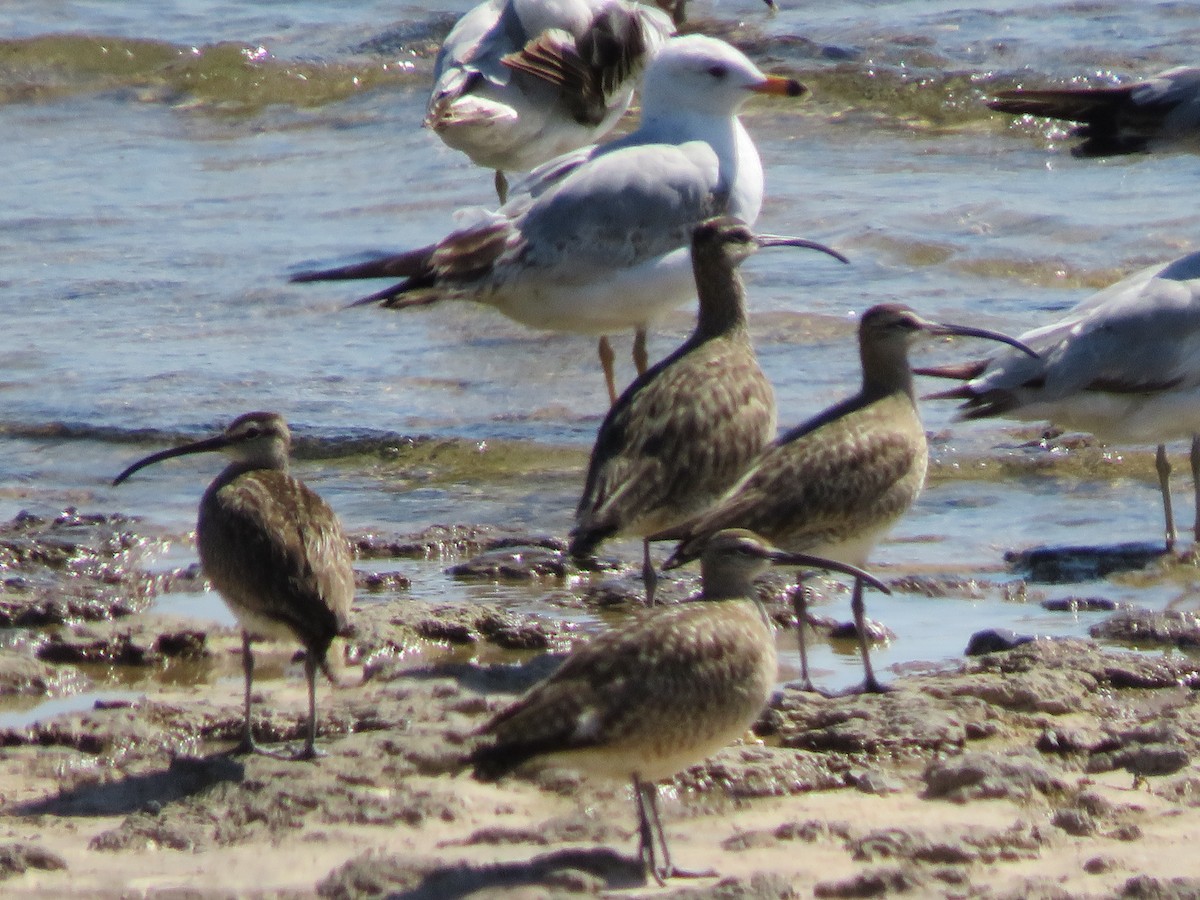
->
[4,510,1200,898]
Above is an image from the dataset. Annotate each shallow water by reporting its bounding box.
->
[3,0,1200,703]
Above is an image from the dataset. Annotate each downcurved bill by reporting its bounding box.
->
[748,75,807,99]
[112,434,232,486]
[755,233,850,265]
[924,322,1040,359]
[765,549,892,595]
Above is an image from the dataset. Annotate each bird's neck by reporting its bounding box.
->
[698,563,757,600]
[691,262,748,338]
[211,457,289,492]
[860,343,915,403]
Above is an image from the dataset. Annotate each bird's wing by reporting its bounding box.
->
[472,601,755,777]
[432,0,524,96]
[502,4,672,126]
[656,402,922,560]
[1130,67,1200,116]
[200,471,354,646]
[963,253,1200,406]
[573,338,773,549]
[514,140,723,275]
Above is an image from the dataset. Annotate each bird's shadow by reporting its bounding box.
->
[389,847,647,899]
[1005,542,1168,584]
[6,753,243,818]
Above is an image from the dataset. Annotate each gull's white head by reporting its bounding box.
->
[641,35,806,118]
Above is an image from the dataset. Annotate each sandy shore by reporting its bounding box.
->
[3,512,1200,898]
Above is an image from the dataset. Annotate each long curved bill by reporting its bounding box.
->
[766,549,892,595]
[924,321,1039,359]
[756,233,850,265]
[112,434,231,486]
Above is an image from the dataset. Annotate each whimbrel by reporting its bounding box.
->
[427,0,674,203]
[988,66,1200,156]
[113,411,353,760]
[569,216,848,603]
[916,250,1200,552]
[652,304,1037,693]
[470,528,888,884]
[292,35,810,404]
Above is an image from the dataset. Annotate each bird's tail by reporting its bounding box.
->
[986,86,1131,123]
[291,246,440,309]
[291,246,435,283]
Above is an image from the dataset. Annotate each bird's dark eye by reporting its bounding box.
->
[707,64,727,78]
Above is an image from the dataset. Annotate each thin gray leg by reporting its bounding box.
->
[632,328,649,375]
[1191,436,1200,545]
[852,578,887,694]
[599,336,617,405]
[792,571,814,691]
[642,540,658,606]
[1157,443,1177,552]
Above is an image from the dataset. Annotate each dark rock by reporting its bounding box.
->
[447,546,568,581]
[1088,743,1190,780]
[922,752,1067,802]
[356,570,410,592]
[1051,807,1095,836]
[829,617,893,643]
[1042,596,1123,612]
[1091,608,1200,648]
[964,628,1035,656]
[814,866,923,897]
[1006,542,1165,583]
[1121,874,1200,898]
[0,843,67,879]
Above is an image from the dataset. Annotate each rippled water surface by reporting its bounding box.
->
[4,0,1200,696]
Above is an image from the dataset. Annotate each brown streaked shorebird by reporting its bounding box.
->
[651,304,1038,693]
[988,66,1200,157]
[469,528,889,885]
[568,216,848,604]
[113,411,353,760]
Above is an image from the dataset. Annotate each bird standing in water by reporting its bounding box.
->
[916,250,1200,552]
[470,528,888,884]
[652,305,1037,693]
[569,216,847,603]
[113,411,354,760]
[293,35,809,405]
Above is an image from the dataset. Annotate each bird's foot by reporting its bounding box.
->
[845,676,893,696]
[650,864,718,885]
[288,742,326,762]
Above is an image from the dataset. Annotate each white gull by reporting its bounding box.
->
[426,0,676,201]
[292,34,813,404]
[917,251,1200,550]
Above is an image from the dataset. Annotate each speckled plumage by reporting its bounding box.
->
[659,390,926,567]
[472,529,880,883]
[113,411,353,759]
[569,218,781,562]
[199,466,352,656]
[473,592,776,783]
[652,304,1034,692]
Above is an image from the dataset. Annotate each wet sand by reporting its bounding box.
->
[3,511,1200,897]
